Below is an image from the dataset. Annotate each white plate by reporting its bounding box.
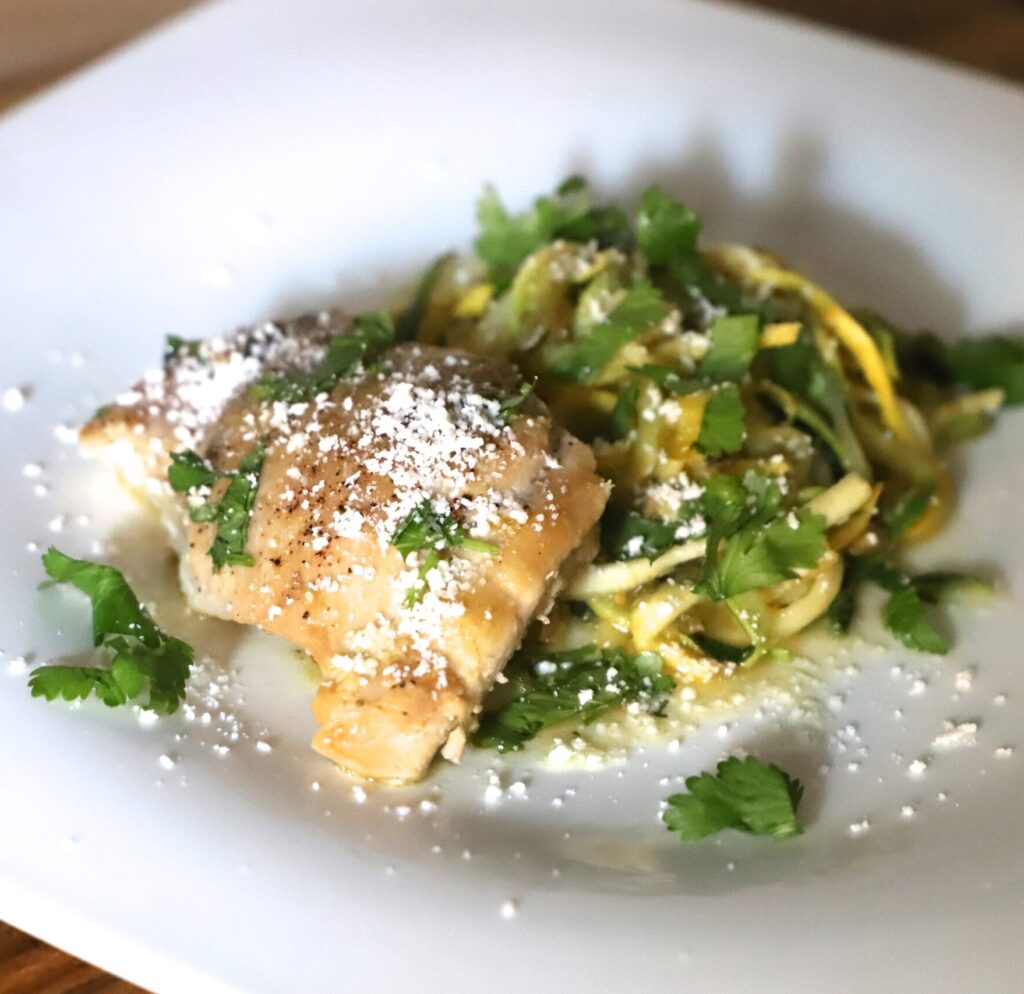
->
[2,2,1023,991]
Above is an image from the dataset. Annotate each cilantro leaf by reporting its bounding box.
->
[29,548,194,714]
[474,178,631,293]
[473,645,674,752]
[697,384,747,455]
[610,382,639,439]
[699,314,760,382]
[883,585,948,654]
[207,448,266,569]
[635,187,700,266]
[839,555,953,653]
[604,513,681,561]
[250,311,395,403]
[826,587,856,633]
[701,471,783,535]
[698,511,827,601]
[546,282,666,383]
[898,332,1024,405]
[632,186,749,321]
[164,335,203,362]
[551,176,632,249]
[663,756,804,841]
[391,501,499,606]
[628,364,702,395]
[168,449,222,491]
[169,447,265,570]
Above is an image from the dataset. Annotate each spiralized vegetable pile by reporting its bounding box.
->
[399,178,1016,748]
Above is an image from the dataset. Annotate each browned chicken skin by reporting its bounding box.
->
[83,312,608,782]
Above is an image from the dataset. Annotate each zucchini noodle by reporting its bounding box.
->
[402,177,1008,730]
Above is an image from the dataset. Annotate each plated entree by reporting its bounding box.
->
[30,179,1022,835]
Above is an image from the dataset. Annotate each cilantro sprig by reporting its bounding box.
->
[391,502,499,607]
[169,447,266,570]
[697,384,747,456]
[29,548,194,714]
[634,186,747,320]
[628,364,701,395]
[473,645,674,752]
[249,311,395,403]
[698,314,761,382]
[475,176,631,293]
[663,756,804,841]
[695,473,827,601]
[833,555,980,655]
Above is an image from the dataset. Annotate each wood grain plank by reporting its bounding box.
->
[0,924,147,994]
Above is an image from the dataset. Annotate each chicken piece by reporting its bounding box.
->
[82,311,608,782]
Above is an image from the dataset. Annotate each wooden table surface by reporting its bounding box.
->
[2,0,1023,991]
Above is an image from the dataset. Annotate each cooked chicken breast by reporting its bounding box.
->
[82,311,608,781]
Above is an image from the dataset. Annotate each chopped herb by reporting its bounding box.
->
[628,364,702,395]
[604,512,681,561]
[391,501,499,606]
[168,449,222,491]
[475,178,631,293]
[883,585,948,655]
[698,510,827,602]
[28,548,194,714]
[633,186,748,319]
[635,186,700,266]
[699,314,760,382]
[844,555,906,592]
[169,447,265,570]
[898,331,1024,405]
[496,382,534,424]
[841,555,952,653]
[396,253,453,342]
[826,587,856,633]
[610,382,639,439]
[473,645,674,752]
[663,756,804,841]
[547,282,666,383]
[250,311,395,402]
[701,471,783,534]
[696,384,747,455]
[164,335,203,362]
